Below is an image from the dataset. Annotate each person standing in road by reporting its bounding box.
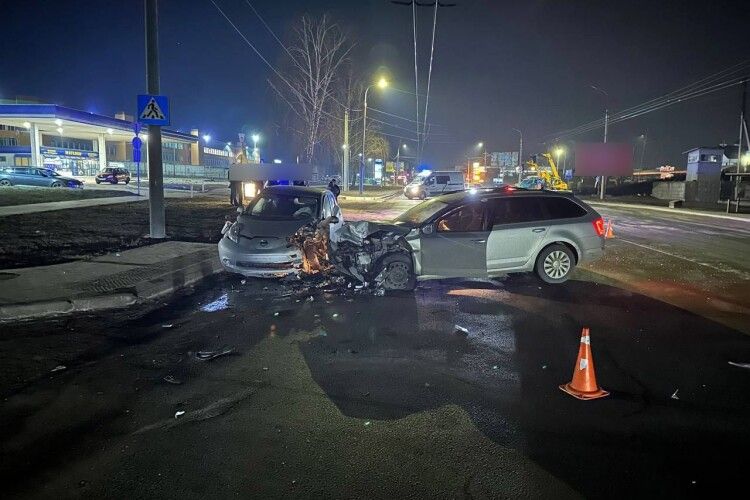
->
[328,178,340,198]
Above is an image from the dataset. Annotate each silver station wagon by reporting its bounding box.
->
[380,187,607,286]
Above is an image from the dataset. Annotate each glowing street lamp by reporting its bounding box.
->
[202,134,211,143]
[361,77,389,194]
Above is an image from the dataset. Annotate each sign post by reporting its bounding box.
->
[140,0,168,239]
[132,123,142,197]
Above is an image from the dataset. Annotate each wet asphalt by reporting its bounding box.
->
[2,268,749,498]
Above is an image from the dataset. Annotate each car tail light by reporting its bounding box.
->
[592,217,605,237]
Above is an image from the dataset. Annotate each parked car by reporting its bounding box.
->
[218,185,343,277]
[95,167,130,184]
[0,167,84,188]
[404,170,465,199]
[328,188,606,289]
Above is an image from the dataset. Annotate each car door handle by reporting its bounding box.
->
[532,228,546,233]
[472,239,486,243]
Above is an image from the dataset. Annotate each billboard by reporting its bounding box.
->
[574,143,633,176]
[491,151,519,168]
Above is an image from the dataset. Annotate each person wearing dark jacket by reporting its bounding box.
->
[328,178,340,198]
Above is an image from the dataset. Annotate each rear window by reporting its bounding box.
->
[491,197,545,225]
[541,197,588,219]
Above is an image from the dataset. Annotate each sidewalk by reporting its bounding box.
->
[0,189,196,217]
[0,241,222,321]
[588,200,750,222]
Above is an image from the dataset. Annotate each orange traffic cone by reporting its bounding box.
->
[559,328,609,400]
[604,220,614,239]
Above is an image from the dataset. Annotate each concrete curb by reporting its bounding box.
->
[0,254,223,322]
[588,201,750,223]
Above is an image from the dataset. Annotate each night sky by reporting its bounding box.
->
[2,0,748,168]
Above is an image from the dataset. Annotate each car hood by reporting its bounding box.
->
[335,220,410,246]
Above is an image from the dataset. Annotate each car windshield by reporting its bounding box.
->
[246,192,319,220]
[393,199,448,226]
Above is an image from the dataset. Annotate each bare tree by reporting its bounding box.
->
[269,15,353,164]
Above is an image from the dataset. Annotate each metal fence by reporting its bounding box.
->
[112,162,229,181]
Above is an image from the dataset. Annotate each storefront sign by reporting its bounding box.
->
[41,147,99,159]
[203,147,230,157]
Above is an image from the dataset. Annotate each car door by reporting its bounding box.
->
[419,201,489,278]
[486,196,550,272]
[24,168,47,186]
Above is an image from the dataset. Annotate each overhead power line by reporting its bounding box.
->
[551,62,750,139]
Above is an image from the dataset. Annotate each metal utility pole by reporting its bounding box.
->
[599,108,608,200]
[360,86,373,195]
[145,0,165,238]
[732,80,747,213]
[343,108,349,191]
[513,128,523,181]
[638,133,647,170]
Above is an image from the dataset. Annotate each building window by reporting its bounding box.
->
[699,154,719,162]
[0,137,18,146]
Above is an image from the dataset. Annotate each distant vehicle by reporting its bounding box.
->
[227,162,314,206]
[95,167,130,185]
[218,185,342,277]
[329,188,606,289]
[0,167,84,188]
[404,170,465,200]
[521,153,569,191]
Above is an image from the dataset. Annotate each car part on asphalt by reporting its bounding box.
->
[195,346,235,361]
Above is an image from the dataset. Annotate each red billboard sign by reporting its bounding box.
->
[574,143,633,176]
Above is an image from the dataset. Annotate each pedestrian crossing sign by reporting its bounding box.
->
[137,94,170,126]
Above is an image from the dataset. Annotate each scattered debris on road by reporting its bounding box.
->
[671,389,680,400]
[163,375,182,385]
[162,324,173,329]
[195,346,234,361]
[728,361,750,369]
[50,365,66,373]
[454,325,469,335]
[174,410,186,418]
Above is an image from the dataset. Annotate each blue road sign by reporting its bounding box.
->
[132,137,142,163]
[137,94,170,126]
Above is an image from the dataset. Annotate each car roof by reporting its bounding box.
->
[261,185,328,197]
[434,187,580,206]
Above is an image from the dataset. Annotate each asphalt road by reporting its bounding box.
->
[2,199,749,499]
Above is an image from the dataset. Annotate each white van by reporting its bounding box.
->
[404,171,465,200]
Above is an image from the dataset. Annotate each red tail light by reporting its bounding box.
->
[592,217,605,237]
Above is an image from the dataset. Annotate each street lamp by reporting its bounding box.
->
[512,128,523,180]
[251,133,260,162]
[361,77,389,194]
[590,85,610,199]
[202,134,211,143]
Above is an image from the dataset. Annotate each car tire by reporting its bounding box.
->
[50,181,62,188]
[535,243,575,284]
[418,191,426,200]
[95,179,101,184]
[0,179,11,186]
[373,252,417,291]
[125,177,130,184]
[110,178,118,184]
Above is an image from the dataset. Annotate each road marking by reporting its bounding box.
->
[618,238,749,278]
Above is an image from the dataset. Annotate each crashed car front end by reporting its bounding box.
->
[291,220,418,292]
[219,220,304,278]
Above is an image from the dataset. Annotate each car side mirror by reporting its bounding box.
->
[422,224,434,235]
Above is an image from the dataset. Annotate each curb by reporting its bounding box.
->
[0,254,223,322]
[587,201,750,223]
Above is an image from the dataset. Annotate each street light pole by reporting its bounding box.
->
[360,85,370,195]
[343,108,349,191]
[145,0,165,239]
[513,128,523,181]
[599,108,608,199]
